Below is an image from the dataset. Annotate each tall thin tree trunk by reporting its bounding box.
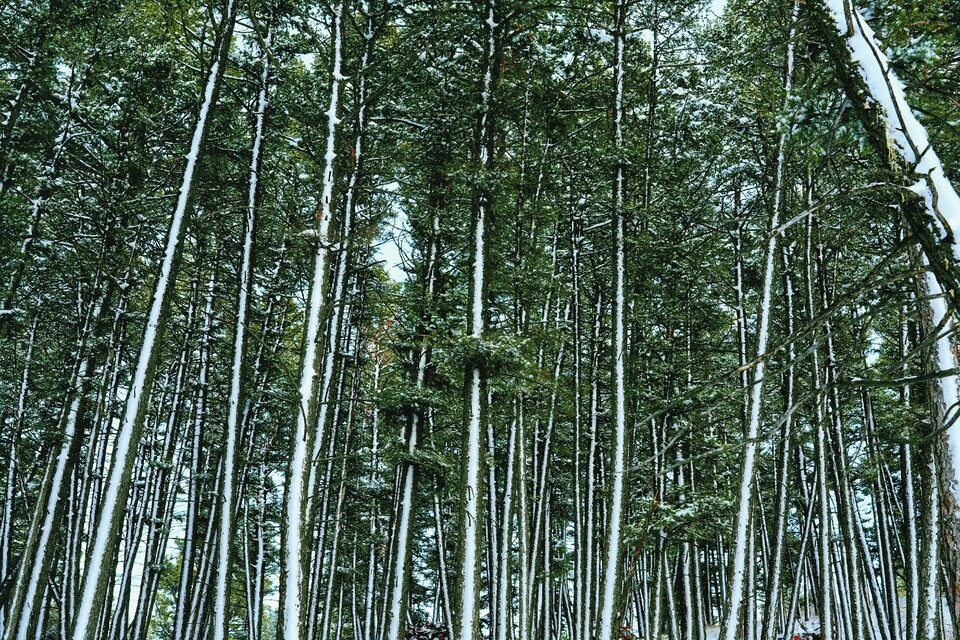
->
[212,25,271,640]
[279,3,345,638]
[68,4,237,637]
[457,1,497,637]
[759,9,799,637]
[598,1,628,637]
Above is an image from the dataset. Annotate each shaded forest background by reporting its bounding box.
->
[2,0,960,640]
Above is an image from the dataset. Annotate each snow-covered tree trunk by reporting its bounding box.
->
[763,245,799,640]
[127,401,189,640]
[242,467,266,640]
[383,175,439,640]
[902,307,921,640]
[307,306,351,640]
[811,1,960,620]
[2,117,71,322]
[919,441,940,640]
[581,292,603,640]
[68,3,237,637]
[485,413,500,639]
[915,269,949,640]
[805,214,833,640]
[756,12,799,638]
[305,129,367,640]
[717,10,793,636]
[4,260,122,640]
[186,462,223,640]
[360,349,383,640]
[518,398,532,640]
[0,18,51,198]
[457,1,498,638]
[433,475,454,634]
[530,301,568,640]
[59,250,139,636]
[279,2,345,638]
[0,316,37,639]
[598,1,628,637]
[862,391,900,640]
[784,490,816,637]
[173,288,208,640]
[496,404,518,640]
[211,24,271,640]
[308,81,378,640]
[318,354,361,640]
[820,301,867,640]
[811,0,960,309]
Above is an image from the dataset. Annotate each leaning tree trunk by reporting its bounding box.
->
[68,3,237,638]
[3,258,118,640]
[810,0,960,619]
[0,14,55,198]
[211,22,271,640]
[306,4,379,632]
[717,13,792,638]
[759,8,799,638]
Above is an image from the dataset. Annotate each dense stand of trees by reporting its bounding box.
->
[2,0,960,639]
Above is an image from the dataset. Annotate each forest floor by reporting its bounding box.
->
[700,600,955,640]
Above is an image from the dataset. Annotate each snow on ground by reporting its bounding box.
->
[699,598,955,640]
